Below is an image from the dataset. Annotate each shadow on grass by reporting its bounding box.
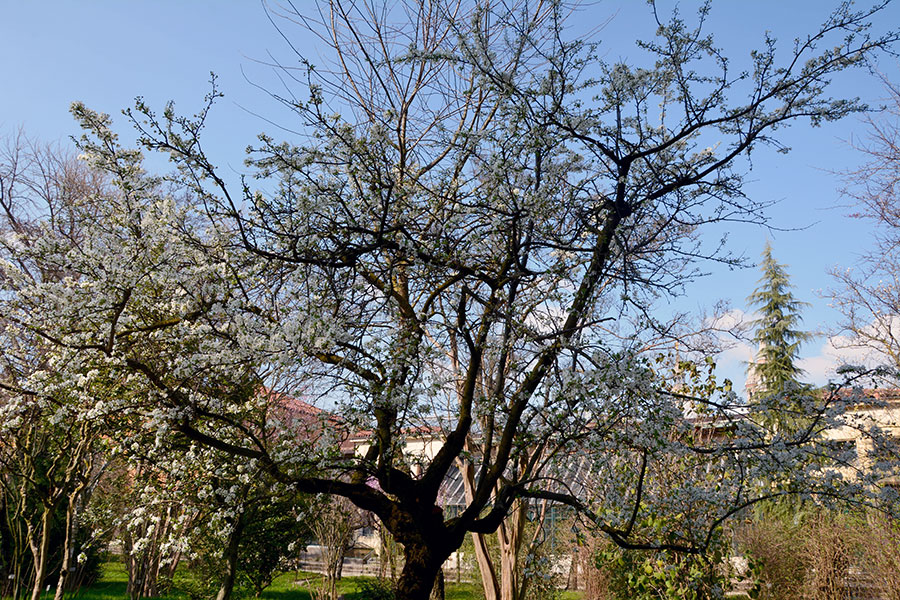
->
[75,578,131,600]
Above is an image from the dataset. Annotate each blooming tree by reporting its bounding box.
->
[0,134,110,600]
[3,2,900,599]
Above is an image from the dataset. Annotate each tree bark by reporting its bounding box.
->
[214,511,246,600]
[472,530,500,600]
[498,504,523,600]
[4,490,28,600]
[395,542,446,600]
[29,507,52,600]
[430,568,445,600]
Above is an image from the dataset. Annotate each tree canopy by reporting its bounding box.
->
[3,2,900,598]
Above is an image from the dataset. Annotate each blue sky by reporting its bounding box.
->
[3,1,899,393]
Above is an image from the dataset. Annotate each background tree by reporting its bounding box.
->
[457,443,558,600]
[237,492,312,598]
[307,496,364,600]
[746,242,813,430]
[831,78,900,372]
[0,132,109,600]
[747,242,812,395]
[3,2,900,599]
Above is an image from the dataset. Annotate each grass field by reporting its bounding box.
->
[60,562,585,600]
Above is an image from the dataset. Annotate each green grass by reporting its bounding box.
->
[66,562,184,600]
[79,563,136,600]
[235,572,485,600]
[65,563,581,600]
[260,571,369,600]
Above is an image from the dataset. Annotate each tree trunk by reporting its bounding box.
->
[498,500,525,600]
[214,511,246,600]
[457,460,500,600]
[54,496,78,600]
[395,542,446,600]
[29,507,53,600]
[125,505,174,600]
[328,539,349,600]
[430,568,445,600]
[4,491,29,600]
[471,530,500,600]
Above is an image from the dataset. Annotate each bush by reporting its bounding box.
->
[734,504,805,600]
[0,500,104,595]
[734,505,900,600]
[355,577,397,599]
[595,536,730,600]
[861,514,900,600]
[799,512,855,600]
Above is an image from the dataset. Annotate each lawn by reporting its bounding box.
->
[66,563,584,600]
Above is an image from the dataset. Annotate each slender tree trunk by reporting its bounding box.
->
[124,528,149,600]
[53,496,78,600]
[125,506,172,600]
[214,511,246,600]
[144,506,172,598]
[472,531,500,599]
[29,507,53,600]
[328,540,349,600]
[566,547,578,591]
[4,490,28,600]
[124,536,136,599]
[163,549,183,581]
[498,500,525,600]
[457,460,500,600]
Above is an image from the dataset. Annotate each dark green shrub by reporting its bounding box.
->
[354,577,397,599]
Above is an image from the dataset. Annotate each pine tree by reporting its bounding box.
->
[746,242,812,406]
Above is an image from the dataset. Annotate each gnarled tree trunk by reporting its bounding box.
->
[396,542,447,600]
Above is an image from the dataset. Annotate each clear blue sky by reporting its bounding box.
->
[3,1,899,392]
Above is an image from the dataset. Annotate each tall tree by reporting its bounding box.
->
[3,3,900,599]
[831,78,900,372]
[747,242,812,399]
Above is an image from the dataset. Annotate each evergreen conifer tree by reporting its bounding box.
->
[747,243,813,429]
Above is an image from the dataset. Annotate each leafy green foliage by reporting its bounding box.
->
[172,493,311,600]
[353,577,397,600]
[238,495,313,597]
[747,242,812,397]
[0,492,103,592]
[746,243,816,432]
[597,546,728,600]
[596,520,730,600]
